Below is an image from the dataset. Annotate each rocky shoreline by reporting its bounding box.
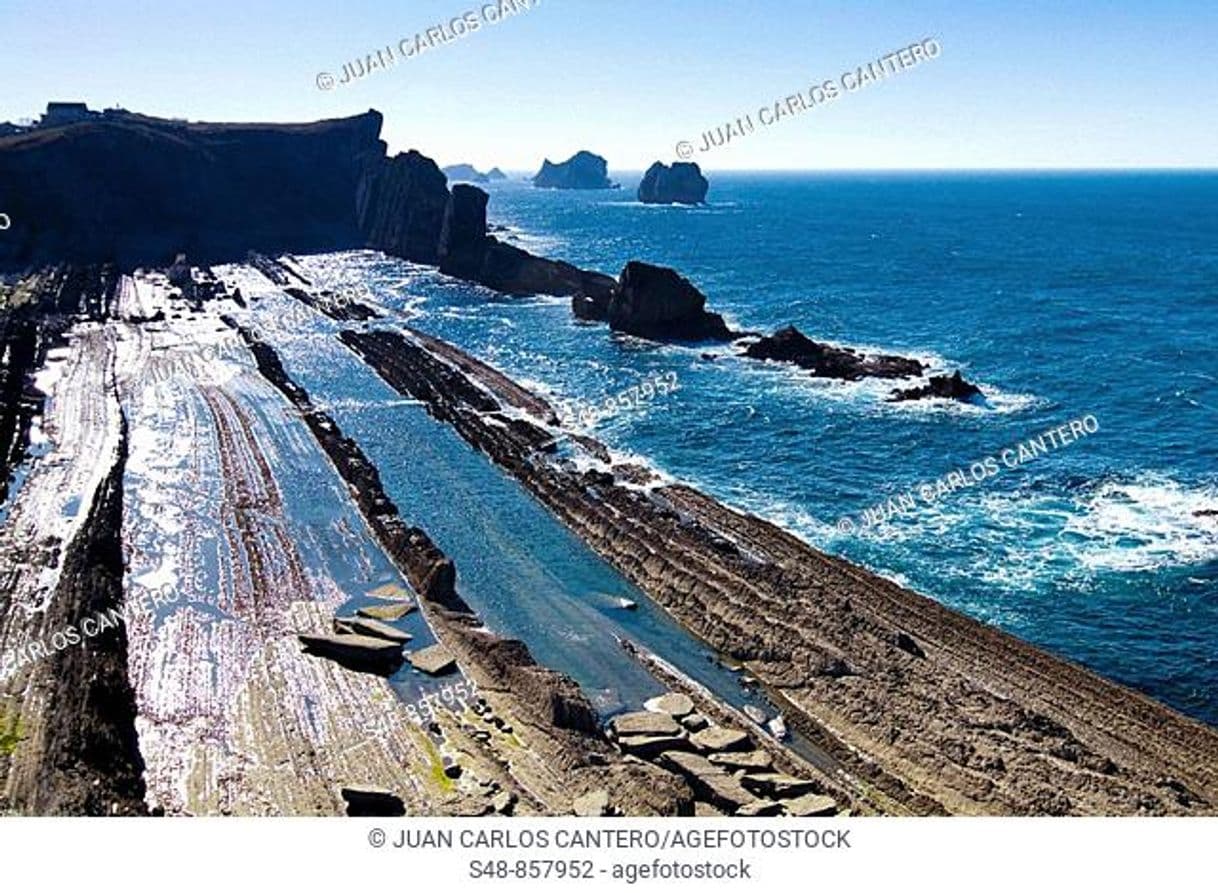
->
[230,320,728,816]
[326,308,1218,816]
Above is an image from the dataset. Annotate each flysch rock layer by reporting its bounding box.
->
[324,294,1218,817]
[1,265,688,815]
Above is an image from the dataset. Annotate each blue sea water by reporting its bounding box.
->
[306,172,1218,727]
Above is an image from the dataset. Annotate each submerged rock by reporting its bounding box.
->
[638,161,708,204]
[743,325,924,380]
[888,370,984,404]
[532,151,615,189]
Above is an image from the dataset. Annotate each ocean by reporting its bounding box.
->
[289,171,1218,727]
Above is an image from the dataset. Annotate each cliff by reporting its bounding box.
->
[0,112,386,269]
[0,107,613,300]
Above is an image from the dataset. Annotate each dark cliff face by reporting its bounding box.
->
[532,151,615,189]
[0,108,611,298]
[438,183,616,299]
[358,148,451,264]
[637,161,709,204]
[0,112,387,269]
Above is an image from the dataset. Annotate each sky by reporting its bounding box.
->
[1,0,1215,171]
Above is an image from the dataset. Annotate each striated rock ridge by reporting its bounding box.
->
[532,151,616,190]
[638,161,709,205]
[336,321,1218,817]
[235,319,692,816]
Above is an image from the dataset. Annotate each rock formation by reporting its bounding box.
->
[638,161,709,204]
[888,370,984,403]
[358,148,451,264]
[743,325,924,380]
[0,111,386,269]
[442,163,491,183]
[0,108,619,306]
[438,184,616,299]
[532,151,615,189]
[574,261,734,342]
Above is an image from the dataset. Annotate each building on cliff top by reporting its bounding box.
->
[40,102,95,128]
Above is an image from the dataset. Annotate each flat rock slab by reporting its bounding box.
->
[298,633,404,673]
[334,615,412,643]
[408,644,457,676]
[690,726,752,753]
[709,750,774,772]
[612,710,682,737]
[741,773,818,798]
[367,583,413,601]
[783,793,838,817]
[644,692,695,719]
[658,750,720,779]
[617,735,690,760]
[572,789,611,817]
[736,799,784,817]
[696,772,757,813]
[357,602,416,621]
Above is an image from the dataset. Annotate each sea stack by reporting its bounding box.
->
[442,163,490,183]
[638,161,709,204]
[574,260,733,342]
[532,151,615,189]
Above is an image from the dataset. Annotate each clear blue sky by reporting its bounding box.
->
[1,0,1215,170]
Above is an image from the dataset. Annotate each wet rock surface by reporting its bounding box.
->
[336,318,1218,816]
[743,325,925,380]
[889,370,984,403]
